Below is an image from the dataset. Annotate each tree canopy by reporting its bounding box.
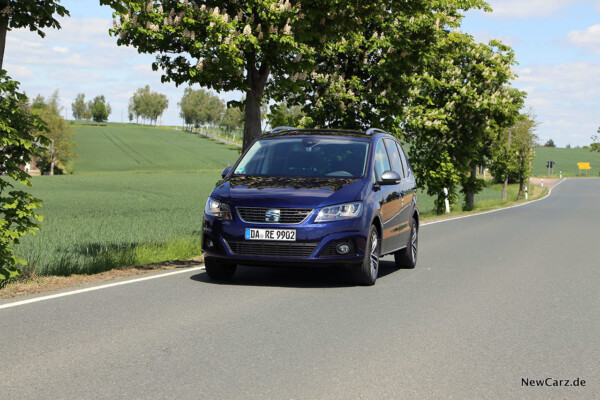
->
[0,72,49,284]
[129,85,169,125]
[31,90,76,175]
[489,110,539,200]
[102,0,490,150]
[88,95,111,124]
[268,101,303,129]
[590,130,600,152]
[92,102,108,124]
[220,105,244,133]
[72,93,90,120]
[0,0,69,69]
[178,87,224,129]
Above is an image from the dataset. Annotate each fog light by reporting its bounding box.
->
[206,239,215,249]
[336,243,351,255]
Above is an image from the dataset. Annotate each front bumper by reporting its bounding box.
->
[202,211,368,265]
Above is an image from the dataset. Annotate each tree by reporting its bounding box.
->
[88,95,111,124]
[591,129,600,152]
[543,139,556,147]
[404,32,524,212]
[92,102,108,124]
[178,88,224,129]
[71,93,87,120]
[102,0,487,150]
[490,110,539,200]
[220,105,244,133]
[267,101,303,129]
[0,0,69,69]
[30,91,76,175]
[129,85,169,125]
[0,72,49,286]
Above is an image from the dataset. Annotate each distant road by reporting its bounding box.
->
[1,178,598,399]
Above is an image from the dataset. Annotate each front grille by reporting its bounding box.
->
[236,207,312,224]
[227,240,317,258]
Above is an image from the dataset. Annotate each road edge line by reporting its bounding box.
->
[0,266,205,310]
[422,178,566,227]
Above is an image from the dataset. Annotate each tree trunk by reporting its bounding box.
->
[243,59,270,151]
[517,178,524,200]
[465,164,477,211]
[501,173,509,201]
[0,24,7,70]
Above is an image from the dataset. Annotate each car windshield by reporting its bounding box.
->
[233,137,370,178]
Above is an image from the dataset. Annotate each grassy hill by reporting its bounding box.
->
[532,147,600,177]
[73,123,239,174]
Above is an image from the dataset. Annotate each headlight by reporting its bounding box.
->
[204,197,232,220]
[315,202,363,222]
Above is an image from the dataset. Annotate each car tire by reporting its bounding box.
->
[205,257,237,281]
[394,216,418,269]
[351,225,380,286]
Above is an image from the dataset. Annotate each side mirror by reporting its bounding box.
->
[221,166,232,178]
[379,170,401,185]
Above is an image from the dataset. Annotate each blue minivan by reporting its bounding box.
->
[202,127,418,285]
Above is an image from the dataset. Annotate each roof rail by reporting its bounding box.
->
[366,128,387,136]
[269,126,296,134]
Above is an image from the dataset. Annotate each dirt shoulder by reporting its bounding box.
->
[529,177,561,188]
[0,257,202,300]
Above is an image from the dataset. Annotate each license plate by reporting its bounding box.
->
[245,228,296,241]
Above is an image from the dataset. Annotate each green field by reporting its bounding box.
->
[14,123,539,276]
[15,123,240,276]
[72,123,240,174]
[532,147,600,177]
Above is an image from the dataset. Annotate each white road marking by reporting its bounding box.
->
[1,179,568,310]
[422,179,566,226]
[0,266,204,310]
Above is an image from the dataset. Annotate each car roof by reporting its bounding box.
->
[261,128,392,140]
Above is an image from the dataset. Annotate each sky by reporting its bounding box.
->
[4,0,600,147]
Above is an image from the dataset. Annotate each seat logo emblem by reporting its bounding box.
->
[265,209,280,222]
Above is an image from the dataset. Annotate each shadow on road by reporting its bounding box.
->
[190,260,399,288]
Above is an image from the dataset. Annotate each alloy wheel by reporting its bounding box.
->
[370,231,379,279]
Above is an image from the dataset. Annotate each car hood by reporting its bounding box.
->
[212,176,366,208]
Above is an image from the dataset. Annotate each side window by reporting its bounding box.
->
[396,143,410,178]
[374,140,391,179]
[384,139,405,177]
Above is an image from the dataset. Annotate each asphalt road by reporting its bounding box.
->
[1,178,598,399]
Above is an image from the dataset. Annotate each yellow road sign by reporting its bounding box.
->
[577,162,591,170]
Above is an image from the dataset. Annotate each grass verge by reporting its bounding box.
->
[21,236,201,278]
[420,184,548,222]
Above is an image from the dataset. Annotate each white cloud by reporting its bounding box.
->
[480,0,599,19]
[3,64,34,80]
[514,62,600,146]
[566,24,600,53]
[53,46,69,54]
[131,64,159,78]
